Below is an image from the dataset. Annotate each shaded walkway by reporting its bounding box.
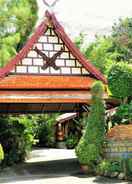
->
[0,149,129,184]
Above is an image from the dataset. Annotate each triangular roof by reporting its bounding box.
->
[0,10,107,84]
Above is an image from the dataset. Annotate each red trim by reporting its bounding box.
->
[0,10,107,84]
[0,75,95,89]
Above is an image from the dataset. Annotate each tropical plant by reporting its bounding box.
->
[111,102,132,125]
[75,82,105,168]
[84,36,116,74]
[108,62,132,102]
[97,159,122,173]
[0,0,38,67]
[35,114,58,148]
[0,115,36,166]
[66,134,78,149]
[111,17,132,63]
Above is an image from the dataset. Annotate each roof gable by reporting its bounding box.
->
[0,10,107,83]
[10,27,89,76]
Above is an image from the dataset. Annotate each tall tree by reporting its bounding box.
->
[0,0,38,67]
[111,18,132,63]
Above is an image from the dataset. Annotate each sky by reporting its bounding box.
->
[37,0,132,44]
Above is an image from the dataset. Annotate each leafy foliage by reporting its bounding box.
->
[0,115,36,166]
[108,62,132,100]
[112,18,132,63]
[75,16,132,75]
[76,82,105,166]
[35,114,58,148]
[111,102,132,124]
[0,0,37,67]
[74,33,84,49]
[66,134,79,149]
[84,37,116,74]
[97,160,122,173]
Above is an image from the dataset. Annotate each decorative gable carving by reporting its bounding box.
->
[10,28,89,76]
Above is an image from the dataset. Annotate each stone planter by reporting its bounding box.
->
[104,140,132,159]
[105,125,132,160]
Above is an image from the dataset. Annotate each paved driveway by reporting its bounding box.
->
[0,149,129,184]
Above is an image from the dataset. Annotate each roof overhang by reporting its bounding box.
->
[0,75,96,90]
[0,90,94,103]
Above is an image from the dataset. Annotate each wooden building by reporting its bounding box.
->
[55,113,78,141]
[0,10,107,114]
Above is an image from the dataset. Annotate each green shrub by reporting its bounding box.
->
[97,160,122,173]
[75,82,105,166]
[37,122,55,147]
[128,159,132,173]
[97,160,111,173]
[36,114,58,148]
[66,134,78,149]
[84,37,115,74]
[108,62,132,100]
[0,115,35,166]
[115,102,132,124]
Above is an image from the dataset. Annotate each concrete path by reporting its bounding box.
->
[0,148,130,184]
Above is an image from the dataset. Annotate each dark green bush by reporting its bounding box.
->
[66,134,79,149]
[65,117,84,149]
[108,62,132,100]
[110,102,132,126]
[0,115,35,166]
[97,160,122,173]
[35,114,58,148]
[128,159,132,173]
[75,82,105,166]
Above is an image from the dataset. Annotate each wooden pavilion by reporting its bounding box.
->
[0,10,107,114]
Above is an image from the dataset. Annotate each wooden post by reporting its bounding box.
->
[56,123,64,141]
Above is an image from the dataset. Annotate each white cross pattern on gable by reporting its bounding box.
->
[10,28,89,76]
